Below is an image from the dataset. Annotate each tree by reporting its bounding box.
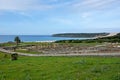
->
[14,36,21,46]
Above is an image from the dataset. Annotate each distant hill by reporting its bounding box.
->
[52,33,109,38]
[55,33,120,43]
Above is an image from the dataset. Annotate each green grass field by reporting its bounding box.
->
[0,42,103,47]
[0,52,120,80]
[15,49,42,54]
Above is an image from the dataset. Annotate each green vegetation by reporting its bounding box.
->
[0,42,103,48]
[0,52,120,80]
[55,33,120,43]
[53,33,109,38]
[15,49,42,54]
[0,42,16,47]
[14,36,21,46]
[0,42,52,47]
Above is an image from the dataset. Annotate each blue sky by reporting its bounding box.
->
[0,0,120,35]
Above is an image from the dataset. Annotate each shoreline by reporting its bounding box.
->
[0,33,119,43]
[93,32,118,39]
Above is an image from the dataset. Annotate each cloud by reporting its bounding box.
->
[0,0,119,12]
[0,0,54,11]
[0,0,74,12]
[72,0,120,11]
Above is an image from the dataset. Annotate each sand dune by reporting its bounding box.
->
[94,32,118,39]
[106,32,118,37]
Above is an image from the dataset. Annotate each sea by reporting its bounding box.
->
[0,35,90,43]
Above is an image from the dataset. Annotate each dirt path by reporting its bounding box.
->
[0,48,120,57]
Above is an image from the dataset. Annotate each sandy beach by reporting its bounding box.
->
[94,32,118,39]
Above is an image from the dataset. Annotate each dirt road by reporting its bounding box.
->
[0,48,120,57]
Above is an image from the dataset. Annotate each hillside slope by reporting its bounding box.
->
[53,33,109,38]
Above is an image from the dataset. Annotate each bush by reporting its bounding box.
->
[11,53,18,60]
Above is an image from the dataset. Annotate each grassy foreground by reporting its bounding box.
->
[0,52,120,80]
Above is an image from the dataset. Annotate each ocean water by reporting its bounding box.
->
[0,35,89,43]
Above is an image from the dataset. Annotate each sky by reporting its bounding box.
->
[0,0,120,35]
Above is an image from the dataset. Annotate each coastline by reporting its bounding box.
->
[93,32,118,39]
[0,35,88,43]
[0,33,119,43]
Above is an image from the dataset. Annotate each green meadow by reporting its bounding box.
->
[0,52,120,80]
